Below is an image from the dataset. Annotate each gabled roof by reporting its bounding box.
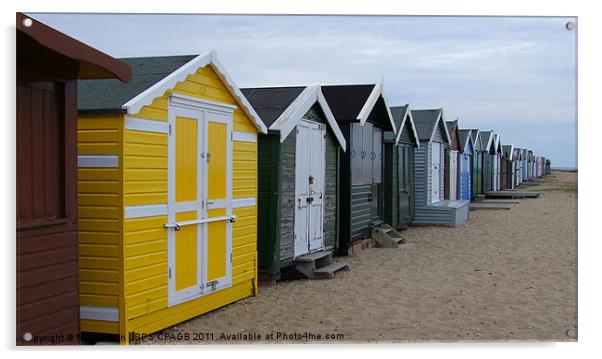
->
[494,134,503,154]
[458,129,474,153]
[411,108,451,144]
[321,80,396,133]
[242,85,346,150]
[79,51,267,133]
[446,120,461,151]
[480,131,495,151]
[469,129,483,151]
[19,13,131,82]
[389,105,420,148]
[502,144,515,160]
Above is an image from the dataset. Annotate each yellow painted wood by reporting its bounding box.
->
[126,262,165,283]
[81,319,120,334]
[124,169,167,182]
[79,231,119,245]
[206,208,226,281]
[78,168,120,181]
[78,129,119,142]
[124,227,165,246]
[78,143,119,155]
[125,130,167,146]
[78,115,120,130]
[78,206,119,220]
[80,293,119,307]
[125,251,167,272]
[124,193,167,206]
[124,142,167,157]
[79,243,119,257]
[124,181,167,194]
[175,116,198,203]
[124,155,167,169]
[207,122,227,200]
[78,194,120,207]
[80,268,118,283]
[175,211,198,291]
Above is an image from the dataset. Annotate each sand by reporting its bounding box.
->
[141,171,577,344]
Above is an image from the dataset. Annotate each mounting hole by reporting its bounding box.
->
[22,18,33,27]
[23,332,33,341]
[565,21,575,30]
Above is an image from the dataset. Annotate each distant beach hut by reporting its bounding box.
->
[241,85,348,278]
[458,129,474,200]
[469,129,483,199]
[513,147,522,186]
[384,105,420,229]
[444,120,461,200]
[411,108,470,226]
[527,150,535,180]
[545,159,551,175]
[499,140,508,190]
[480,131,495,192]
[493,133,503,190]
[521,148,529,181]
[321,82,397,254]
[502,144,516,189]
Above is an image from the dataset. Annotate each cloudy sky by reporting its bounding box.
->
[29,13,577,167]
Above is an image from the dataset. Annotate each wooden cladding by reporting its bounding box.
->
[350,123,383,185]
[17,80,65,229]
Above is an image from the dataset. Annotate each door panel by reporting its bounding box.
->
[175,210,198,291]
[398,146,410,223]
[373,128,382,183]
[308,123,325,252]
[207,122,227,200]
[431,142,441,203]
[206,208,227,282]
[175,117,198,203]
[351,123,363,185]
[362,123,373,184]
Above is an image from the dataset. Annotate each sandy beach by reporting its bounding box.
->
[141,171,577,344]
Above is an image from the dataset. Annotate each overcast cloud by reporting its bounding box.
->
[28,14,577,167]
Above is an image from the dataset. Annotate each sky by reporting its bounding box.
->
[28,13,577,167]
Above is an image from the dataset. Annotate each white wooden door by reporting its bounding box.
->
[449,150,458,200]
[431,142,441,203]
[294,120,325,257]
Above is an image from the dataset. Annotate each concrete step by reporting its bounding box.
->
[485,190,540,199]
[372,224,406,248]
[469,202,516,211]
[294,250,331,264]
[473,194,486,202]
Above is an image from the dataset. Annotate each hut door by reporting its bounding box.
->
[166,98,233,307]
[294,120,325,257]
[431,142,441,203]
[398,146,410,223]
[449,150,458,200]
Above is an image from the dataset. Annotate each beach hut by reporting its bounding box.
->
[384,105,420,229]
[499,139,508,190]
[411,108,470,226]
[240,85,349,279]
[321,82,397,254]
[444,120,461,200]
[479,131,495,192]
[76,51,266,343]
[527,150,535,180]
[493,134,503,190]
[521,149,529,182]
[502,144,516,189]
[545,159,552,175]
[457,129,474,201]
[469,129,483,199]
[16,13,131,345]
[513,147,522,186]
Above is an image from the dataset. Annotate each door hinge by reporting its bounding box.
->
[168,267,172,279]
[168,124,172,135]
[230,253,232,263]
[231,131,233,141]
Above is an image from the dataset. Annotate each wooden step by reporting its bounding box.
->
[485,190,540,199]
[294,251,331,264]
[469,202,515,211]
[313,261,350,279]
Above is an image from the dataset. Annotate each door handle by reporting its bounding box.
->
[306,197,314,204]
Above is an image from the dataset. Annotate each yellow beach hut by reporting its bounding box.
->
[76,51,267,343]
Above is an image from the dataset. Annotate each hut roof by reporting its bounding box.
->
[458,129,473,153]
[78,51,267,133]
[321,81,396,132]
[389,105,420,147]
[411,108,451,144]
[242,85,346,150]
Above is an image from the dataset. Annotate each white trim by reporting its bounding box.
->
[122,50,267,134]
[78,155,118,168]
[124,204,167,219]
[356,79,397,134]
[125,116,169,134]
[80,306,118,322]
[394,105,421,149]
[232,197,256,208]
[428,109,452,145]
[463,130,475,153]
[232,131,257,143]
[170,92,236,113]
[266,85,346,151]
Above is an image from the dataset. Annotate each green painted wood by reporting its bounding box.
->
[257,134,281,274]
[279,129,296,266]
[383,142,398,226]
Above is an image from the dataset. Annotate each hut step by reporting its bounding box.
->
[293,250,349,279]
[372,224,406,248]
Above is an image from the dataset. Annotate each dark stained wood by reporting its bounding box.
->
[17,13,131,82]
[16,13,128,345]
